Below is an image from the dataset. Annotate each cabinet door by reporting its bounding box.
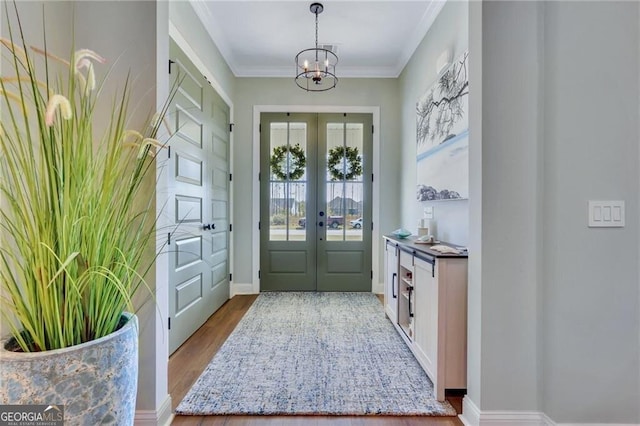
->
[413,256,438,387]
[383,241,399,323]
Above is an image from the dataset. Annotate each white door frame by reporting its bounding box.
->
[251,105,381,294]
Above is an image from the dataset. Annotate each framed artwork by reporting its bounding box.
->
[416,51,469,201]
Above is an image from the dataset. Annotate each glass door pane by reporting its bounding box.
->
[269,122,307,241]
[325,122,364,242]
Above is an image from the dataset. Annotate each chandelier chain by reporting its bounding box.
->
[315,10,319,62]
[315,11,319,47]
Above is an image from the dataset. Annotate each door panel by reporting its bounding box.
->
[260,113,317,291]
[317,114,372,291]
[260,113,372,292]
[168,40,230,354]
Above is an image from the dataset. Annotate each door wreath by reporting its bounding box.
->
[327,146,362,181]
[270,144,306,180]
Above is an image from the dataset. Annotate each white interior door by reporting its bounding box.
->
[168,41,230,354]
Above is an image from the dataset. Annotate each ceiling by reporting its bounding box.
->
[189,0,446,78]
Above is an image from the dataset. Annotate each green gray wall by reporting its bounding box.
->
[467,1,640,423]
[71,0,167,414]
[0,0,74,339]
[541,2,639,421]
[469,0,542,413]
[233,77,401,287]
[1,0,169,416]
[6,1,639,423]
[169,1,235,99]
[399,1,469,245]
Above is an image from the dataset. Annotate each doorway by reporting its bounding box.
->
[167,40,231,354]
[260,112,373,292]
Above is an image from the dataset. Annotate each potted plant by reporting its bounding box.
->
[0,6,173,424]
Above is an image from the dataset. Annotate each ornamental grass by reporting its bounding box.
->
[0,5,175,352]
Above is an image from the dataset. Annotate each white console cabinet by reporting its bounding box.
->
[383,235,468,401]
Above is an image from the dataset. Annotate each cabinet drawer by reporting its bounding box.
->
[399,249,414,268]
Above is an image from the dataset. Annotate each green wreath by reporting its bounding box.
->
[270,144,306,180]
[327,146,362,181]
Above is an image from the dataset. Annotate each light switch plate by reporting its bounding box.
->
[588,200,625,227]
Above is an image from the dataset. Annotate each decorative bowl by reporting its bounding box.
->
[392,228,412,239]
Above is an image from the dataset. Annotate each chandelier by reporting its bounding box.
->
[295,2,338,92]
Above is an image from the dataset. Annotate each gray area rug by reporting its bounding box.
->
[176,292,456,416]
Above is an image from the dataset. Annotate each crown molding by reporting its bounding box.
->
[394,0,447,77]
[188,0,243,77]
[232,64,400,79]
[189,0,447,79]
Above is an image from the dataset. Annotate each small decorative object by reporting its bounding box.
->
[429,245,461,255]
[392,228,412,239]
[415,234,439,244]
[270,144,306,180]
[327,146,362,181]
[416,51,469,200]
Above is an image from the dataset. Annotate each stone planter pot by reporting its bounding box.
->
[0,313,138,425]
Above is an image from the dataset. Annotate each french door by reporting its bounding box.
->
[260,113,373,292]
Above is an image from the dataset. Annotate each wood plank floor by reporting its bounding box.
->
[169,295,464,426]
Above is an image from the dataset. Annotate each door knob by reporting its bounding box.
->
[319,211,325,217]
[203,223,211,230]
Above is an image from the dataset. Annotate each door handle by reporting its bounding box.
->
[319,211,325,217]
[318,221,324,227]
[408,286,414,318]
[392,272,397,298]
[203,223,212,230]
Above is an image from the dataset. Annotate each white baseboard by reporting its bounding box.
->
[134,394,173,426]
[459,396,481,425]
[232,282,383,295]
[459,397,639,426]
[231,282,257,296]
[552,424,640,426]
[459,396,552,426]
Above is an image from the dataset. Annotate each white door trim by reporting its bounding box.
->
[251,105,381,294]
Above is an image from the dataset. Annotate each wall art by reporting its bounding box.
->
[416,51,469,201]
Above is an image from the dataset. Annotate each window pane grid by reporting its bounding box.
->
[269,122,307,241]
[325,122,364,242]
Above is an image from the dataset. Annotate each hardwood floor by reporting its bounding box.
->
[169,294,464,426]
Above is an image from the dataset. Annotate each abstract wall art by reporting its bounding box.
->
[416,51,469,201]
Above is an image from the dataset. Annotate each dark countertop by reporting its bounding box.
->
[383,234,468,258]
